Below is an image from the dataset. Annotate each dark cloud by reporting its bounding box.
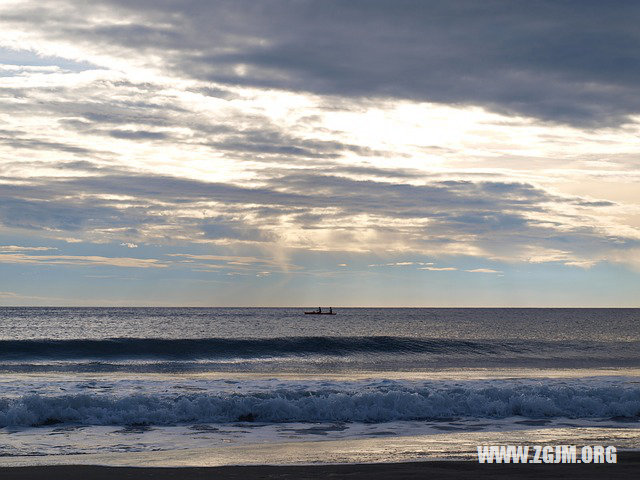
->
[266,174,556,216]
[0,161,127,176]
[18,0,639,126]
[0,133,96,156]
[327,165,421,179]
[0,196,146,231]
[0,169,630,264]
[203,133,380,160]
[107,129,170,140]
[201,217,278,242]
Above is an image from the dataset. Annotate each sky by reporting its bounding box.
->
[0,0,639,307]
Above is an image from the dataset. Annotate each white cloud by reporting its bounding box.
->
[419,266,457,271]
[0,253,166,268]
[0,245,57,252]
[465,268,502,274]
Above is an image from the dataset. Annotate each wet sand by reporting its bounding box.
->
[2,454,639,480]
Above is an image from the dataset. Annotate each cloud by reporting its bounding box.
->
[419,266,457,271]
[166,253,300,271]
[0,166,636,269]
[0,289,86,305]
[107,129,170,140]
[0,0,638,291]
[201,217,278,243]
[369,261,432,267]
[0,245,57,252]
[0,253,166,268]
[0,290,53,302]
[0,134,97,156]
[4,0,639,126]
[465,268,502,274]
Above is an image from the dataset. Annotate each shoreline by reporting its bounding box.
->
[3,455,640,480]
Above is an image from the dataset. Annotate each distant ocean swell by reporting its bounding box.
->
[1,384,639,427]
[0,337,636,360]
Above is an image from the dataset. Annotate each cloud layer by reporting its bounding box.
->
[1,164,635,268]
[4,0,640,126]
[1,1,639,304]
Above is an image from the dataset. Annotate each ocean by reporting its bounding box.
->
[0,307,638,465]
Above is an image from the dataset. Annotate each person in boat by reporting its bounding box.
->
[329,307,332,314]
[318,307,321,313]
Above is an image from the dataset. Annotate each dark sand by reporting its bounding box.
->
[2,454,639,480]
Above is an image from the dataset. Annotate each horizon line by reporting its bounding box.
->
[0,305,638,309]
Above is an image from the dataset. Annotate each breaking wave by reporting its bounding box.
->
[1,384,639,427]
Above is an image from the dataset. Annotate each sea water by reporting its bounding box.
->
[0,307,638,465]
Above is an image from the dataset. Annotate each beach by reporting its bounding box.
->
[3,455,640,480]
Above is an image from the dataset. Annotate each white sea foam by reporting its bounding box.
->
[1,379,639,427]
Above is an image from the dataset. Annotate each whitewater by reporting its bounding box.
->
[2,378,640,427]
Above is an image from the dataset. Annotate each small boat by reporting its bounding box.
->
[304,308,336,315]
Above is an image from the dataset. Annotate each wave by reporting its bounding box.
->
[1,383,639,427]
[0,336,627,361]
